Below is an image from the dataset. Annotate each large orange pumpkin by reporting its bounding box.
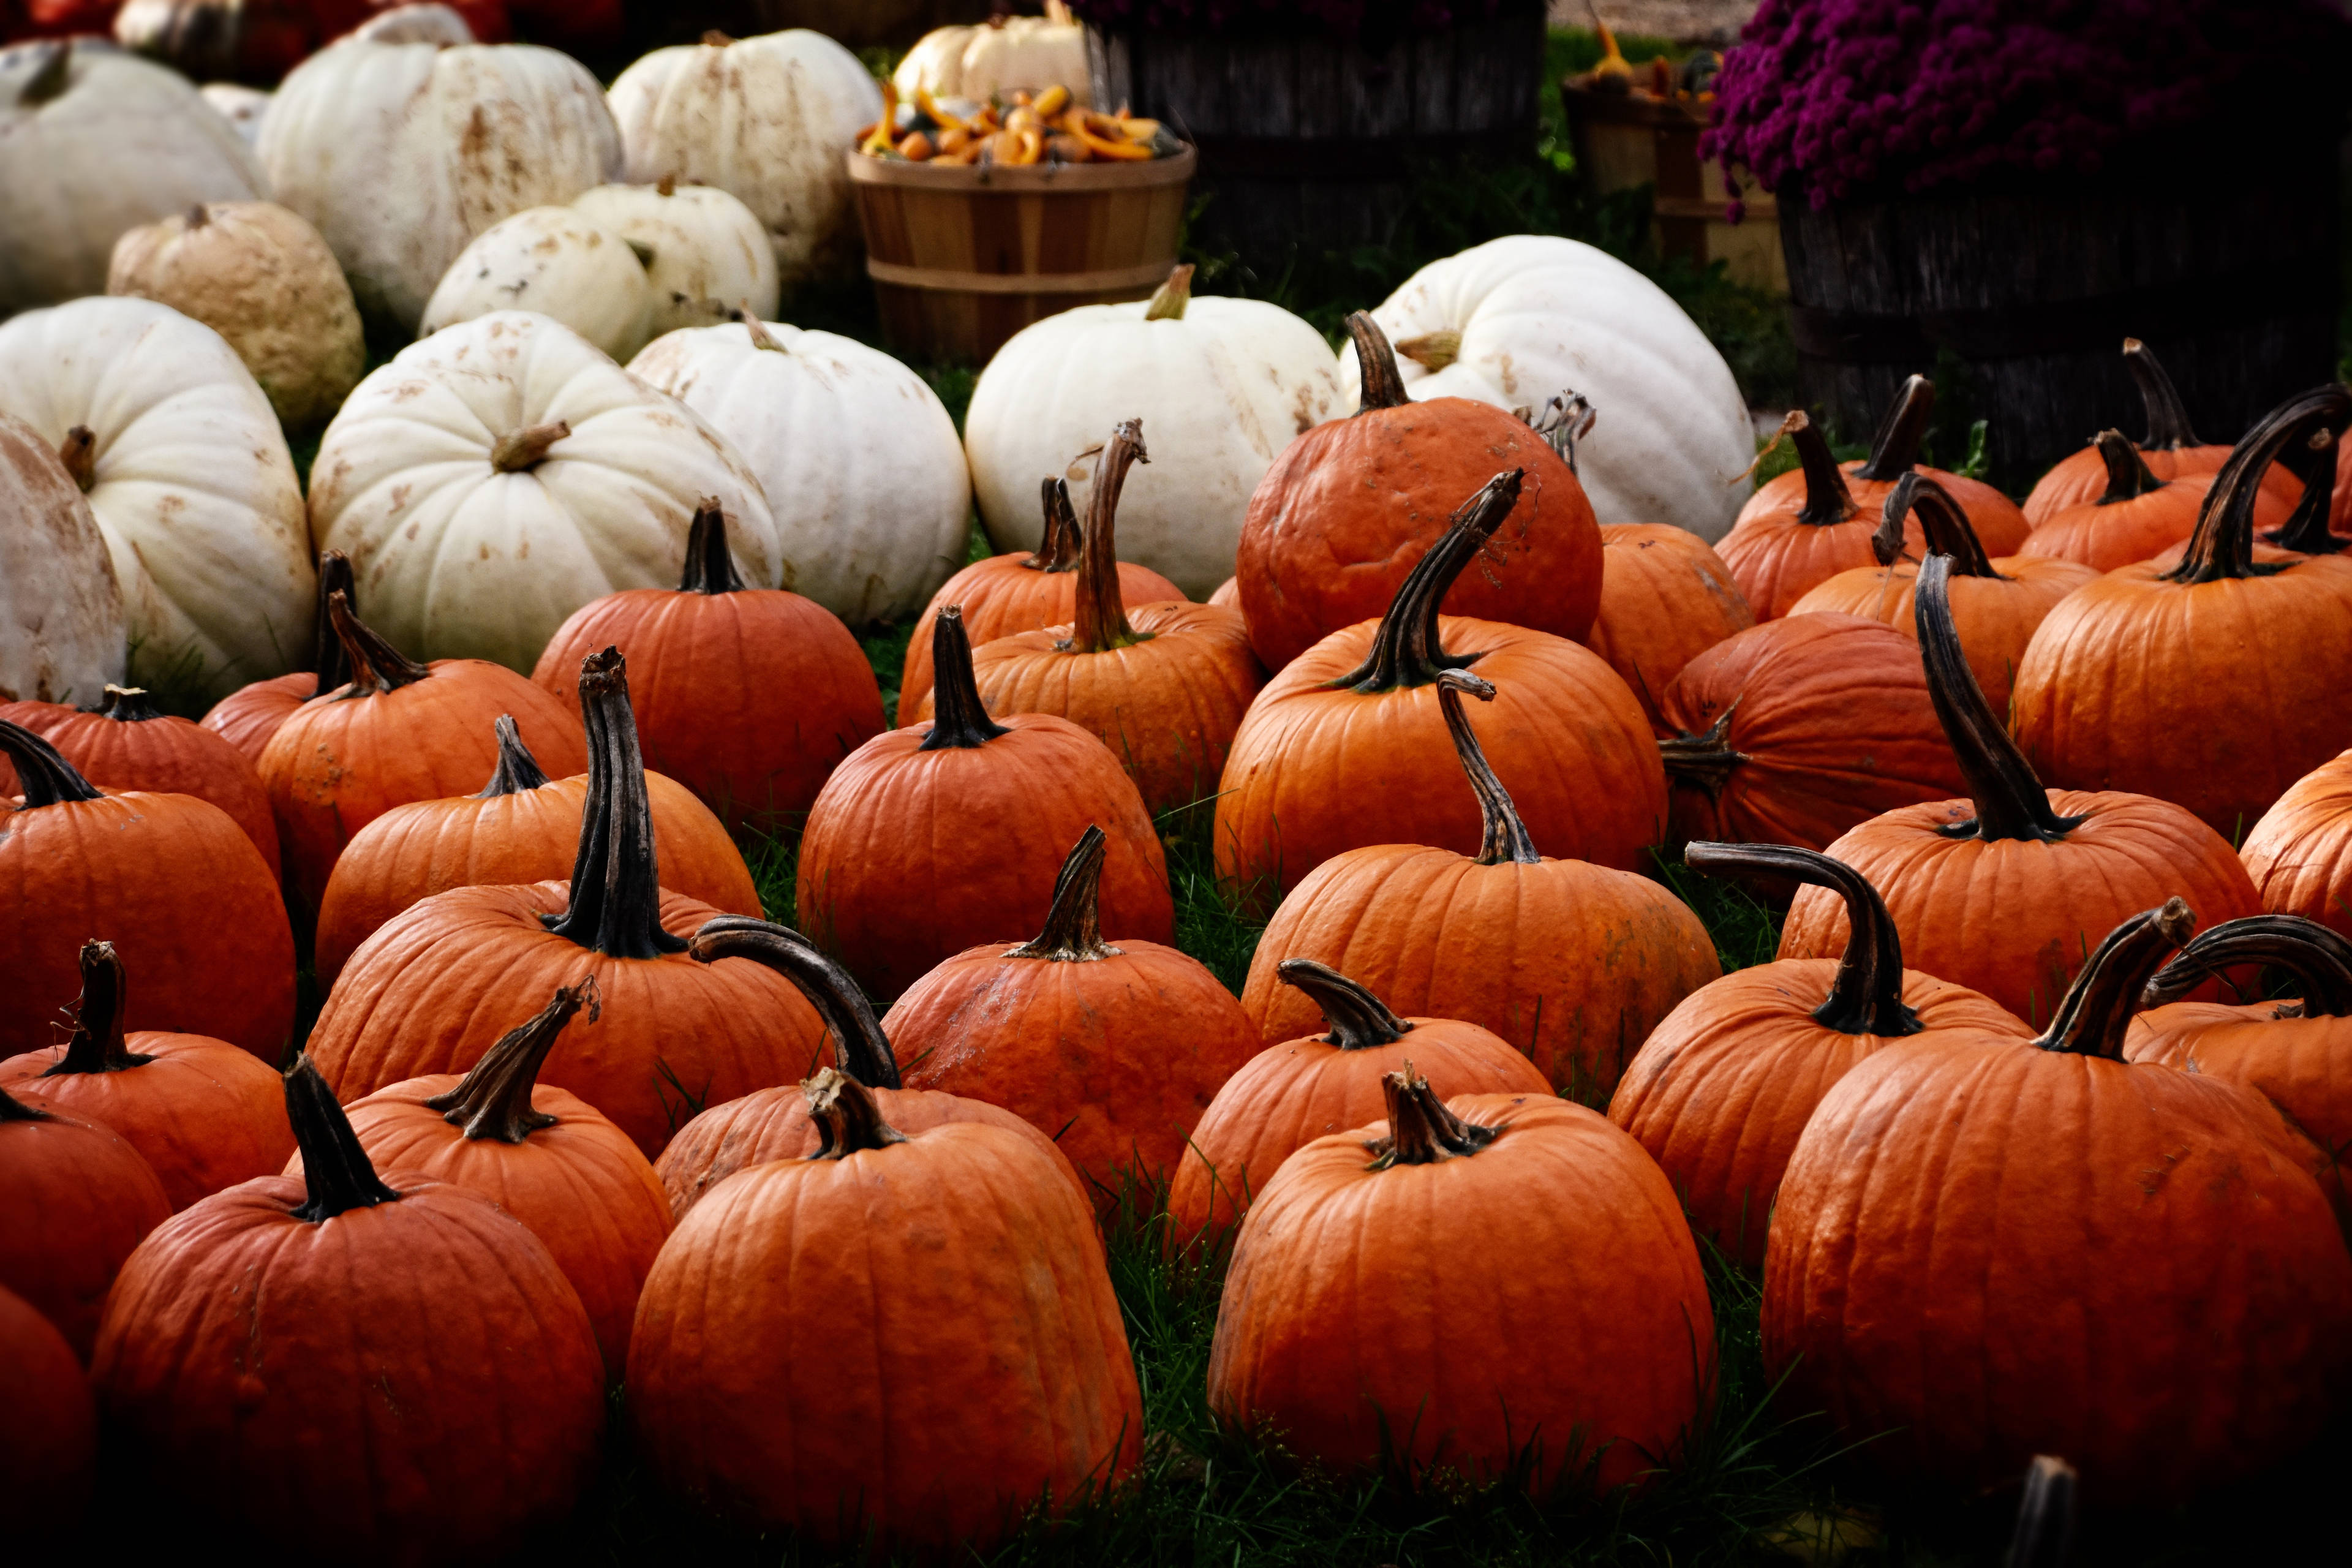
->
[1584,522,1755,732]
[199,549,353,767]
[530,501,883,833]
[0,1084,170,1362]
[1778,554,2260,1025]
[1609,842,2031,1268]
[2242,747,2352,942]
[0,1280,95,1523]
[2016,430,2290,573]
[1235,312,1602,671]
[1763,900,2352,1503]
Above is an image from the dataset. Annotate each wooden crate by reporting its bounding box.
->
[1561,78,1784,293]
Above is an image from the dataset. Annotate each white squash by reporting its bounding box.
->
[257,36,622,333]
[107,200,365,434]
[309,311,783,673]
[571,180,780,337]
[0,412,127,708]
[630,317,968,626]
[1336,235,1754,543]
[0,39,267,317]
[199,82,269,145]
[349,3,477,44]
[0,297,314,703]
[606,30,882,286]
[963,272,1344,598]
[893,17,1091,104]
[420,207,658,363]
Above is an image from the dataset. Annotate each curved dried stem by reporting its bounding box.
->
[287,1055,401,1222]
[1329,470,1521,693]
[802,1066,910,1158]
[2090,429,2162,505]
[1278,960,1411,1050]
[1685,842,1922,1036]
[2165,385,2352,583]
[2141,914,2352,1016]
[0,720,105,809]
[1024,477,1084,572]
[1072,420,1148,652]
[477,715,551,797]
[2124,338,2199,450]
[1366,1064,1499,1168]
[1915,554,2084,844]
[424,978,600,1142]
[1434,669,1540,865]
[1853,374,1934,483]
[326,591,429,696]
[1006,826,1118,962]
[311,552,356,695]
[540,649,687,960]
[1787,411,1858,527]
[1348,312,1412,412]
[2032,900,2196,1059]
[688,918,904,1089]
[1885,472,1996,576]
[45,942,149,1076]
[919,606,1011,750]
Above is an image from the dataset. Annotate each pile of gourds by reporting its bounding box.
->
[858,81,1177,165]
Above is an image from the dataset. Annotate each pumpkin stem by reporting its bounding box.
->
[185,202,211,230]
[423,977,600,1142]
[2123,338,2200,450]
[1277,959,1411,1049]
[2262,431,2346,556]
[1348,312,1412,413]
[736,309,785,352]
[477,715,551,797]
[1434,669,1540,866]
[1685,842,1923,1037]
[326,591,429,696]
[801,1065,910,1158]
[0,720,105,809]
[687,918,905,1088]
[2090,429,2162,505]
[1789,412,1858,527]
[310,552,356,696]
[56,426,97,492]
[1367,1065,1498,1168]
[1006,826,1118,962]
[1023,477,1084,572]
[0,1086,56,1124]
[1657,705,1743,800]
[2163,385,2352,584]
[541,649,687,961]
[702,29,732,46]
[45,941,150,1076]
[1915,554,2085,845]
[2009,1456,2078,1568]
[1853,374,1935,483]
[92,685,164,722]
[21,40,70,108]
[919,607,1011,750]
[657,173,677,197]
[1885,473,1997,576]
[490,420,570,473]
[1071,419,1147,652]
[2032,900,2196,1059]
[1395,329,1463,373]
[1329,469,1521,694]
[2142,914,2352,1017]
[678,499,745,594]
[287,1055,401,1223]
[1143,264,1193,321]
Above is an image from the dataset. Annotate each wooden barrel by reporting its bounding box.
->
[1561,78,1784,294]
[846,147,1195,366]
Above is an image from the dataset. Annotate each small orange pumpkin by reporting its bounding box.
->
[1584,522,1756,731]
[0,1084,171,1361]
[2016,430,2289,573]
[2242,747,2352,943]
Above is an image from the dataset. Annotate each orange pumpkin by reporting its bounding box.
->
[0,1280,96,1522]
[2263,432,2350,557]
[200,549,353,767]
[1207,575,1240,609]
[2242,747,2352,943]
[2015,430,2289,573]
[0,1084,170,1361]
[1584,522,1756,732]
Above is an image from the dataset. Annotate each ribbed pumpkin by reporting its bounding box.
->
[1216,470,1664,900]
[1207,1066,1713,1497]
[1235,312,1603,672]
[628,1066,1144,1556]
[2014,385,2352,839]
[1788,474,2098,716]
[2242,747,2352,942]
[1763,901,2352,1503]
[198,548,352,766]
[1170,960,1550,1247]
[657,918,1090,1222]
[0,684,279,878]
[900,475,1184,717]
[1242,669,1717,1092]
[260,590,589,914]
[1585,522,1755,731]
[0,1084,170,1362]
[301,978,669,1378]
[306,649,824,1156]
[1657,611,1962,853]
[313,714,758,983]
[1778,554,2260,1024]
[797,606,1174,1003]
[884,824,1260,1200]
[0,720,292,1062]
[0,941,290,1210]
[529,501,883,834]
[2016,430,2290,573]
[1609,842,2031,1268]
[0,1280,95,1520]
[92,1058,606,1564]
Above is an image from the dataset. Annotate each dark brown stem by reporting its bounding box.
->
[1006,826,1116,961]
[1915,554,2085,845]
[2032,899,2196,1059]
[1349,312,1412,412]
[2164,385,2352,584]
[1367,1065,1498,1167]
[185,202,211,230]
[1330,469,1521,693]
[2009,1456,2078,1568]
[491,421,569,473]
[21,41,71,108]
[919,606,1010,750]
[2090,429,2162,505]
[2263,431,2346,556]
[0,721,105,808]
[287,1055,401,1222]
[56,426,96,492]
[1277,959,1411,1049]
[326,591,429,696]
[687,918,905,1088]
[92,685,163,722]
[311,551,355,695]
[540,649,687,961]
[801,1066,909,1158]
[1686,842,1923,1036]
[1882,472,1997,575]
[1023,478,1083,572]
[477,715,551,796]
[1657,706,1744,800]
[1434,669,1540,865]
[1853,374,1934,482]
[2141,914,2352,1016]
[1144,264,1193,321]
[423,978,600,1142]
[2124,338,2199,450]
[1788,412,1858,527]
[1072,419,1147,653]
[677,499,744,594]
[44,942,150,1076]
[0,1087,56,1123]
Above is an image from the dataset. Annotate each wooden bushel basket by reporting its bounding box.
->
[846,146,1196,365]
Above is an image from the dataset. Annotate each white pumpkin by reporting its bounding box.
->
[1336,235,1754,543]
[571,180,780,337]
[629,317,968,626]
[108,200,365,433]
[349,3,477,44]
[1,39,267,317]
[0,412,126,707]
[420,207,658,362]
[963,274,1344,598]
[606,30,882,286]
[257,37,622,333]
[893,17,1091,105]
[199,82,270,145]
[0,297,314,703]
[309,311,784,673]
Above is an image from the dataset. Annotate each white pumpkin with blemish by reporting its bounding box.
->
[630,317,968,626]
[199,83,270,145]
[1336,235,1754,544]
[257,36,622,333]
[420,206,658,361]
[892,17,1090,104]
[0,412,127,707]
[309,311,783,674]
[606,29,881,287]
[963,271,1343,598]
[572,181,780,337]
[0,297,312,704]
